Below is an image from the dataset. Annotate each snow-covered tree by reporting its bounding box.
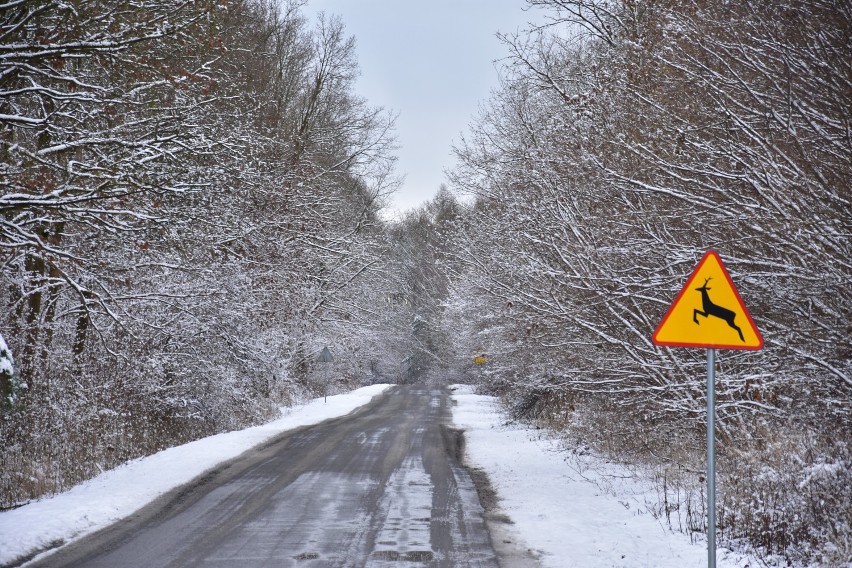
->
[447,0,850,561]
[0,332,17,406]
[0,0,401,508]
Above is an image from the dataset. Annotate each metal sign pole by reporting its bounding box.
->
[651,251,763,568]
[706,348,716,568]
[318,347,333,403]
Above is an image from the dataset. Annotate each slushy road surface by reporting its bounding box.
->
[33,385,499,567]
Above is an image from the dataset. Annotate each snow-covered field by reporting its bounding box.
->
[450,385,760,568]
[1,383,762,568]
[0,384,392,567]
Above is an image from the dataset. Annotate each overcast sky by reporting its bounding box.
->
[301,1,538,216]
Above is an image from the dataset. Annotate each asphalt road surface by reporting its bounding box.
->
[32,385,503,567]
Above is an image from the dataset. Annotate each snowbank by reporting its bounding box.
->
[450,385,758,568]
[0,384,392,566]
[2,383,763,567]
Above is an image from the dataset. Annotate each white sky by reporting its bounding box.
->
[301,1,539,215]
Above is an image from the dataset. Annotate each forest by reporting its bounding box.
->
[1,1,849,566]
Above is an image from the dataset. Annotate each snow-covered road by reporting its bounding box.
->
[0,383,761,567]
[4,385,499,567]
[0,385,392,567]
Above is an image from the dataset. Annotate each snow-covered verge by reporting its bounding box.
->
[0,384,392,567]
[450,385,762,568]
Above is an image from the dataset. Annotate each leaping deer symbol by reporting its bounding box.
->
[693,278,745,342]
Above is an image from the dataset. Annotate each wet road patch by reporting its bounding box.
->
[372,550,434,561]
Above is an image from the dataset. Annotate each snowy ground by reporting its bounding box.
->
[450,385,761,568]
[0,384,392,567]
[1,383,763,568]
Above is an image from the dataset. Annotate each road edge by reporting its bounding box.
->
[442,424,542,568]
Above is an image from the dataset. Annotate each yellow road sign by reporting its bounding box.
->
[653,251,763,350]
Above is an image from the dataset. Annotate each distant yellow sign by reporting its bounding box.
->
[653,251,763,350]
[473,355,487,365]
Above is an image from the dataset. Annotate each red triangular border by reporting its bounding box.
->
[652,250,764,350]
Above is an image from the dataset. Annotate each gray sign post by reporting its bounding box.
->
[706,348,716,568]
[318,346,333,402]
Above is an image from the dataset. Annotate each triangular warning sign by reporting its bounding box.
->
[653,251,763,350]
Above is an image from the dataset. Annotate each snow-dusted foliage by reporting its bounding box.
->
[1,0,401,508]
[380,190,464,384]
[445,1,850,564]
[0,332,17,406]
